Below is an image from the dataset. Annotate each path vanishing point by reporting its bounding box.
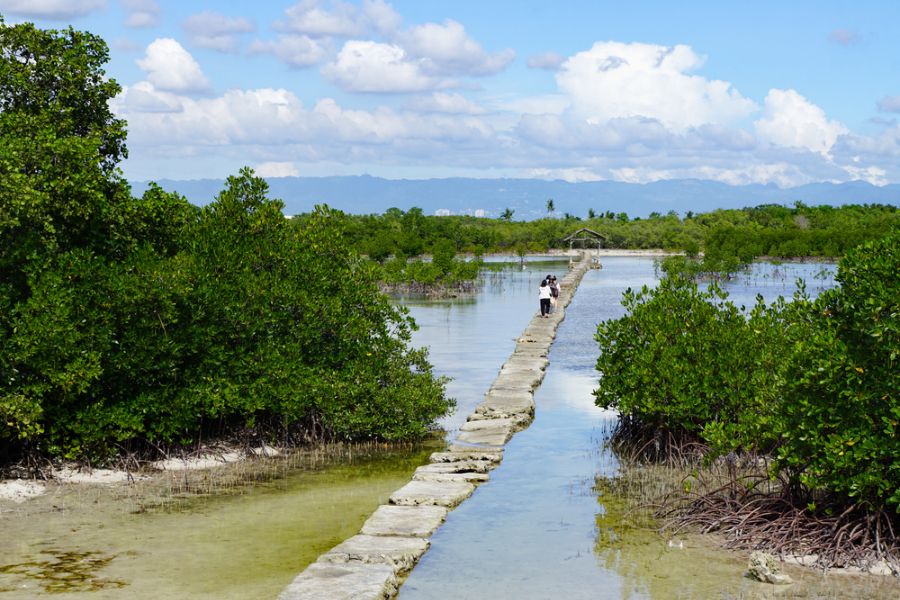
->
[278,254,595,600]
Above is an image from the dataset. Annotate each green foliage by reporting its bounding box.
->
[595,231,900,510]
[431,238,456,275]
[0,20,453,462]
[337,204,897,269]
[774,232,900,508]
[0,20,131,299]
[594,277,786,451]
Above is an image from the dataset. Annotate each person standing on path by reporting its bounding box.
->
[548,275,559,313]
[539,278,552,318]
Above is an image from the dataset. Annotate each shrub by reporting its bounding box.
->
[594,276,784,449]
[775,232,900,509]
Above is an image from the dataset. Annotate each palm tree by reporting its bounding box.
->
[546,198,555,216]
[501,207,514,221]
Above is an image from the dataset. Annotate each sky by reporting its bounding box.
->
[2,0,900,187]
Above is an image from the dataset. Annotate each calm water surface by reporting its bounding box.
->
[401,257,898,599]
[4,257,894,599]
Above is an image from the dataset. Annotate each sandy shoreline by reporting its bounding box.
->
[0,445,281,504]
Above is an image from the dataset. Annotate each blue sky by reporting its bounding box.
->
[3,0,900,187]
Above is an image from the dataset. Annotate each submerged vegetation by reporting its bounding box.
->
[595,231,900,571]
[0,21,452,465]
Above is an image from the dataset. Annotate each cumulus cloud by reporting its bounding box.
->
[275,0,363,37]
[528,167,604,182]
[400,19,514,76]
[136,38,210,94]
[362,0,402,36]
[183,11,256,53]
[255,161,300,177]
[322,40,440,92]
[407,92,486,114]
[0,0,105,20]
[114,81,183,113]
[249,35,330,68]
[556,41,757,130]
[877,95,900,113]
[527,52,565,70]
[113,85,494,151]
[754,89,847,155]
[121,0,159,28]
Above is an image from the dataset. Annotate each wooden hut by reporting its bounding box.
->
[562,228,606,268]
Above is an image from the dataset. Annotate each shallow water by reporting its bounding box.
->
[3,257,892,599]
[405,256,571,436]
[0,256,567,599]
[400,257,898,599]
[0,446,437,598]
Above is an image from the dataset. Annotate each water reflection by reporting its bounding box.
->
[405,258,570,435]
[400,257,895,599]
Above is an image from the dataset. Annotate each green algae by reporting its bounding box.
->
[0,441,440,599]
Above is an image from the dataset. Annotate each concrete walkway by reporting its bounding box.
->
[278,255,595,600]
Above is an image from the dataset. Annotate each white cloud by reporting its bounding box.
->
[527,52,565,70]
[362,0,401,36]
[843,164,887,185]
[255,161,300,177]
[0,0,105,20]
[136,38,210,94]
[184,11,256,53]
[275,0,363,38]
[322,40,439,92]
[496,94,570,117]
[528,167,604,182]
[556,41,757,130]
[407,92,486,114]
[121,0,159,28]
[249,35,330,68]
[114,85,495,152]
[434,208,451,216]
[754,89,847,155]
[401,19,514,76]
[114,81,183,113]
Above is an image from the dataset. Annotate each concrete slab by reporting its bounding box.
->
[430,449,503,463]
[501,356,549,371]
[278,561,397,600]
[480,389,534,411]
[319,534,429,572]
[468,409,532,428]
[412,467,489,483]
[490,376,538,393]
[455,424,514,446]
[360,505,448,538]
[389,480,475,508]
[420,460,494,474]
[459,417,516,432]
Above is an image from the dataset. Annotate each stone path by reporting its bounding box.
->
[278,255,594,600]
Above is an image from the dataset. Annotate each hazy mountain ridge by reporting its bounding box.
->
[131,176,900,219]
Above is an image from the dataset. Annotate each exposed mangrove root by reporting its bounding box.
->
[378,280,477,298]
[605,421,900,577]
[657,465,900,575]
[607,416,708,468]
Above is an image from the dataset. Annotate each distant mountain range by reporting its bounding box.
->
[131,176,900,219]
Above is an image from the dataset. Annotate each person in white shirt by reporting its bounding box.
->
[538,279,552,318]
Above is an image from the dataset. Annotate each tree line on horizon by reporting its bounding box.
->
[312,203,898,268]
